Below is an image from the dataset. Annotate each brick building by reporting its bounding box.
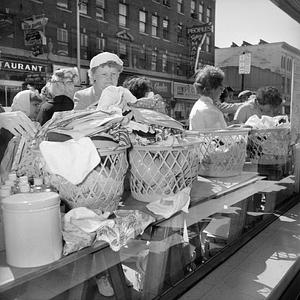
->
[215,40,300,114]
[0,0,215,119]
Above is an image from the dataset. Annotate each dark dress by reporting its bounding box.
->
[37,95,74,126]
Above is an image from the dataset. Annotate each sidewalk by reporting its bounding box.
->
[179,202,300,300]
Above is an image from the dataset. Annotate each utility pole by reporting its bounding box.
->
[76,0,81,83]
[241,73,245,91]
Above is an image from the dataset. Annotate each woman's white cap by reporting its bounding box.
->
[90,52,123,69]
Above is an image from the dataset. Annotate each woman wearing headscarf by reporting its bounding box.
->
[0,90,42,180]
[74,52,123,110]
[37,67,78,125]
[189,65,227,130]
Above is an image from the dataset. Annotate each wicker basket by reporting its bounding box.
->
[46,145,129,212]
[186,129,249,177]
[16,142,129,212]
[129,142,199,202]
[247,127,291,165]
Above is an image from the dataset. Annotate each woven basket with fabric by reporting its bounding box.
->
[47,145,129,211]
[15,140,129,212]
[186,129,249,177]
[129,142,199,203]
[247,127,291,165]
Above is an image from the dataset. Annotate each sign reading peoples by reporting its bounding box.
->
[187,22,213,73]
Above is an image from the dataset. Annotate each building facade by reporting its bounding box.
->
[215,41,300,113]
[0,0,216,119]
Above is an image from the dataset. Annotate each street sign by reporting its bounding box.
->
[239,52,251,74]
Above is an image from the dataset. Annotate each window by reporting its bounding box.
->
[205,36,211,52]
[96,0,105,20]
[119,41,127,56]
[57,28,68,55]
[162,53,167,72]
[139,45,147,69]
[79,0,88,15]
[118,41,129,66]
[151,15,158,37]
[287,77,291,94]
[81,32,88,59]
[287,58,292,71]
[57,28,68,42]
[119,3,127,27]
[177,0,183,13]
[162,17,169,40]
[151,50,158,71]
[198,3,204,22]
[80,33,88,47]
[163,0,170,6]
[96,34,106,51]
[282,77,285,92]
[206,7,212,23]
[139,10,147,33]
[282,56,286,69]
[177,23,183,43]
[191,0,196,17]
[176,59,182,76]
[57,0,68,9]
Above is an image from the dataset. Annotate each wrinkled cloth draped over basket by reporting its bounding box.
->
[39,137,100,185]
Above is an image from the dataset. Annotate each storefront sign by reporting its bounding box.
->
[0,60,46,73]
[187,23,213,36]
[22,15,48,47]
[21,15,48,30]
[187,23,213,71]
[174,82,198,100]
[150,79,172,98]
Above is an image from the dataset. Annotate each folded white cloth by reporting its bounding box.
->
[39,137,100,185]
[96,86,137,113]
[146,187,191,219]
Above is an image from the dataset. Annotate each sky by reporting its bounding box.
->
[215,0,300,50]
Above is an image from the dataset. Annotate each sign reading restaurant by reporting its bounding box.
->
[0,59,46,73]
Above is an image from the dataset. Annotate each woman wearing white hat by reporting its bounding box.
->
[74,52,123,110]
